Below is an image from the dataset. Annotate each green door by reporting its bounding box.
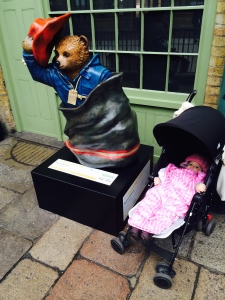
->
[0,0,62,139]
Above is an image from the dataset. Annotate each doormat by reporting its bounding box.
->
[0,139,57,169]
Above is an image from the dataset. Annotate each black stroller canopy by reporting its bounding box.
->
[153,106,225,164]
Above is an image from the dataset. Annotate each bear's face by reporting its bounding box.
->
[54,35,90,80]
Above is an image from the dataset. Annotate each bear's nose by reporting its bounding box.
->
[55,60,60,67]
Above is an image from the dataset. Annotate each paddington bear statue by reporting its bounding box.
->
[22,13,140,169]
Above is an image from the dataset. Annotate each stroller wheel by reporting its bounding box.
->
[204,220,216,236]
[155,261,170,273]
[153,273,173,289]
[155,261,176,278]
[111,238,125,254]
[118,231,131,247]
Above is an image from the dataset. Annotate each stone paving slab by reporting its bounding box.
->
[46,259,131,300]
[80,230,146,277]
[0,228,32,280]
[0,162,33,193]
[191,214,225,273]
[0,133,225,300]
[13,132,64,149]
[155,230,194,258]
[193,267,225,300]
[129,253,198,300]
[0,187,19,210]
[0,188,59,241]
[30,217,93,271]
[0,137,13,158]
[0,258,58,300]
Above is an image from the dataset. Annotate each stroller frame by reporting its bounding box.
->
[111,151,221,289]
[111,93,225,289]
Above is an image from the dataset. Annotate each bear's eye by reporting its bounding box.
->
[63,52,70,58]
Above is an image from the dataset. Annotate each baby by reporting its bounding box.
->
[128,153,209,244]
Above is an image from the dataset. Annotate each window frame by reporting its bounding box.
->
[42,0,217,108]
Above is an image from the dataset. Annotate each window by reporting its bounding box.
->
[47,0,215,106]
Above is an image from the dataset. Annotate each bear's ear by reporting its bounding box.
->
[79,35,88,47]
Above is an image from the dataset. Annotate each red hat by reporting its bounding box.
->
[27,13,71,66]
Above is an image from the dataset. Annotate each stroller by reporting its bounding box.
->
[111,96,225,289]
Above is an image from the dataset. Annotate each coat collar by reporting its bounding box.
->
[53,54,100,82]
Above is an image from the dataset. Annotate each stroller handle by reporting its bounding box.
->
[186,90,197,103]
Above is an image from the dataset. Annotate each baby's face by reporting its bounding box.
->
[186,161,203,173]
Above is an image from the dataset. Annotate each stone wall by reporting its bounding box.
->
[204,0,225,108]
[0,65,16,135]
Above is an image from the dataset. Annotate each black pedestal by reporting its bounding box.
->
[31,145,153,236]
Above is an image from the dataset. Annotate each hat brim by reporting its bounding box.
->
[28,13,71,67]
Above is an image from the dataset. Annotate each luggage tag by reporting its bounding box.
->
[67,76,82,106]
[68,89,77,105]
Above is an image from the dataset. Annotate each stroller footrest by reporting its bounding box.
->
[147,241,174,262]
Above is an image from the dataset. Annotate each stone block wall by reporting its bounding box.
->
[204,0,225,108]
[0,65,16,135]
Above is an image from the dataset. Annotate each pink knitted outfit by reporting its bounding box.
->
[128,163,206,234]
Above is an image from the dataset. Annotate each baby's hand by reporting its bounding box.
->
[154,177,161,186]
[196,183,206,193]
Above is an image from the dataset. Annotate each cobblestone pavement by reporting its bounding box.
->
[0,133,224,300]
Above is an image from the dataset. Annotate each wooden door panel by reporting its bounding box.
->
[18,77,36,117]
[0,0,62,139]
[132,105,173,160]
